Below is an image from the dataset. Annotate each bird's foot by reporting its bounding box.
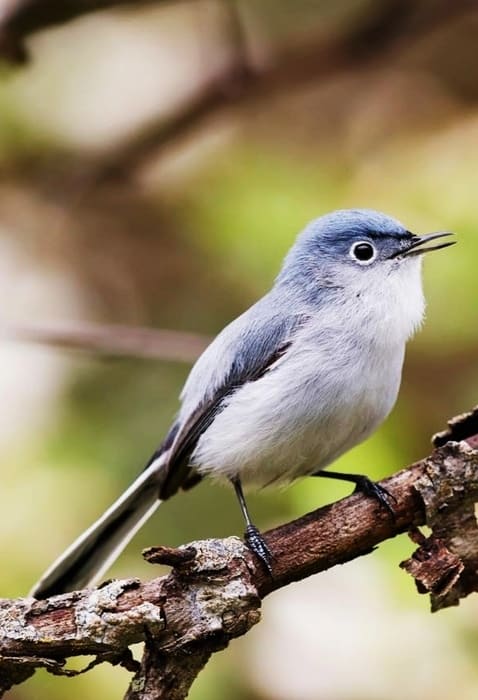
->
[244,524,274,576]
[353,475,397,519]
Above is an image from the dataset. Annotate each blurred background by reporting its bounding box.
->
[0,0,477,698]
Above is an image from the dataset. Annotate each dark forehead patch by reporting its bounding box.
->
[366,229,414,240]
[323,227,412,246]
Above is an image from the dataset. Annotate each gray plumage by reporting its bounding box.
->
[31,208,454,599]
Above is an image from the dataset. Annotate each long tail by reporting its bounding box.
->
[30,453,167,599]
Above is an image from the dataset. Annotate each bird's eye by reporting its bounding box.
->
[350,241,376,265]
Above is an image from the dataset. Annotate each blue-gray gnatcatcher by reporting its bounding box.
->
[31,209,455,599]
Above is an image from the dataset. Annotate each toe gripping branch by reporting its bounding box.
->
[244,524,273,576]
[352,475,397,519]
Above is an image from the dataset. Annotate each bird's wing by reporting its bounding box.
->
[158,303,309,498]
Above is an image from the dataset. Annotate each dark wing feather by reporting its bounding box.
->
[158,312,308,498]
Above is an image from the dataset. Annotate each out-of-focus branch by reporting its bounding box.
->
[1,408,478,698]
[2,1,474,178]
[4,321,210,362]
[64,0,478,185]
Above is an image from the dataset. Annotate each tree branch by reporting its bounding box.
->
[2,0,474,185]
[1,407,478,698]
[82,0,477,186]
[4,320,210,362]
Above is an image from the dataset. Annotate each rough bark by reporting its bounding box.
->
[0,407,477,699]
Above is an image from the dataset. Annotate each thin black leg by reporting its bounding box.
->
[312,469,396,518]
[231,477,273,575]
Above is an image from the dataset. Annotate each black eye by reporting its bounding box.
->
[350,241,376,264]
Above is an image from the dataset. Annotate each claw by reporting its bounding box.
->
[353,476,397,520]
[244,524,274,576]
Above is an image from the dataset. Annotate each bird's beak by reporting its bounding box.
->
[390,231,456,259]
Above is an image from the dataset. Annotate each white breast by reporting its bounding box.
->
[190,257,425,487]
[191,323,403,486]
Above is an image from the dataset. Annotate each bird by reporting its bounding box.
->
[30,208,455,599]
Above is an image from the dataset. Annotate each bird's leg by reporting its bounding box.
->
[231,477,273,575]
[312,469,396,518]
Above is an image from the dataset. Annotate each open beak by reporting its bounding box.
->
[390,231,456,259]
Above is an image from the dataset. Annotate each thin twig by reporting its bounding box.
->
[2,321,210,362]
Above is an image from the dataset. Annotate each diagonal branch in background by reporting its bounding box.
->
[0,407,478,699]
[1,1,475,182]
[82,0,477,186]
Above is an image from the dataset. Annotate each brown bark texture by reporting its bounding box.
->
[0,407,477,699]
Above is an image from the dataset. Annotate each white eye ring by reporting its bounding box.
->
[350,241,377,265]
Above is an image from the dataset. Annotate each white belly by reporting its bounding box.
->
[191,335,405,487]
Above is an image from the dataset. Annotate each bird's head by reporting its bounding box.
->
[277,208,455,338]
[280,208,454,288]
